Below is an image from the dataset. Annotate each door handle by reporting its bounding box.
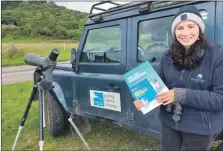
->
[106,84,120,91]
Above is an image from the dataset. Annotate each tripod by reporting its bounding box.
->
[12,50,91,151]
[12,66,53,151]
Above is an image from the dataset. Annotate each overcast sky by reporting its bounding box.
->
[55,2,128,13]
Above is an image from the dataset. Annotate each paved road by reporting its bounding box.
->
[2,65,35,85]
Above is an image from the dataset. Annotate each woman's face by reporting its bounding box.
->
[175,20,200,49]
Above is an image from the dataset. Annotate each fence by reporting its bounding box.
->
[2,40,78,54]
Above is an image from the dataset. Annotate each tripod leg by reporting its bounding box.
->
[48,89,91,150]
[38,87,44,151]
[68,117,91,151]
[12,86,38,151]
[43,90,46,128]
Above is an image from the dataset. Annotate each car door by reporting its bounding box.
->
[128,2,215,136]
[74,19,128,122]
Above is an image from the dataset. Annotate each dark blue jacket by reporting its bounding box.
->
[158,45,223,135]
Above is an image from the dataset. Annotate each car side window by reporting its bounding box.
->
[137,10,208,63]
[80,26,121,63]
[137,16,173,63]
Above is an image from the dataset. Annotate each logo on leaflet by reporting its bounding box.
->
[93,92,104,107]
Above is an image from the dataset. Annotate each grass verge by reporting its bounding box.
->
[2,81,160,150]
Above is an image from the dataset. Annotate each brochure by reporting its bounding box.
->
[123,61,168,114]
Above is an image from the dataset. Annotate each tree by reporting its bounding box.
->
[1,1,88,40]
[1,1,23,10]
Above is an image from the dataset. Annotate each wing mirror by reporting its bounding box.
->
[70,48,77,64]
[70,48,79,72]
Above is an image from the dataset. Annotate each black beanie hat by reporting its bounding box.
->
[171,5,205,37]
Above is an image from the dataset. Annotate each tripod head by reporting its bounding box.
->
[24,49,60,91]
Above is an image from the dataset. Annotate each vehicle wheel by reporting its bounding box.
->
[44,91,68,137]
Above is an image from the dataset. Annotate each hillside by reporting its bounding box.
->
[1,1,89,41]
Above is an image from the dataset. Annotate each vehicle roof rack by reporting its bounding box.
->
[89,1,121,16]
[89,1,133,19]
[88,1,191,21]
[88,1,162,19]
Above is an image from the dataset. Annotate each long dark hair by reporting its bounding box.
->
[170,30,208,69]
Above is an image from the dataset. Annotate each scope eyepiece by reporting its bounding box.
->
[49,49,59,61]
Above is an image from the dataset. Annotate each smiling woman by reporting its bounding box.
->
[170,6,208,70]
[158,5,223,151]
[175,21,200,49]
[133,5,223,151]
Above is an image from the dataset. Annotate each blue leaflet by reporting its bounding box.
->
[123,61,168,114]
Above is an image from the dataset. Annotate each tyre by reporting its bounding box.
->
[44,91,68,137]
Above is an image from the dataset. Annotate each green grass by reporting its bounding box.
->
[2,81,160,150]
[2,42,79,67]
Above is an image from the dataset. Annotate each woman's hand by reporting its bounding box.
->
[157,89,175,105]
[133,100,143,111]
